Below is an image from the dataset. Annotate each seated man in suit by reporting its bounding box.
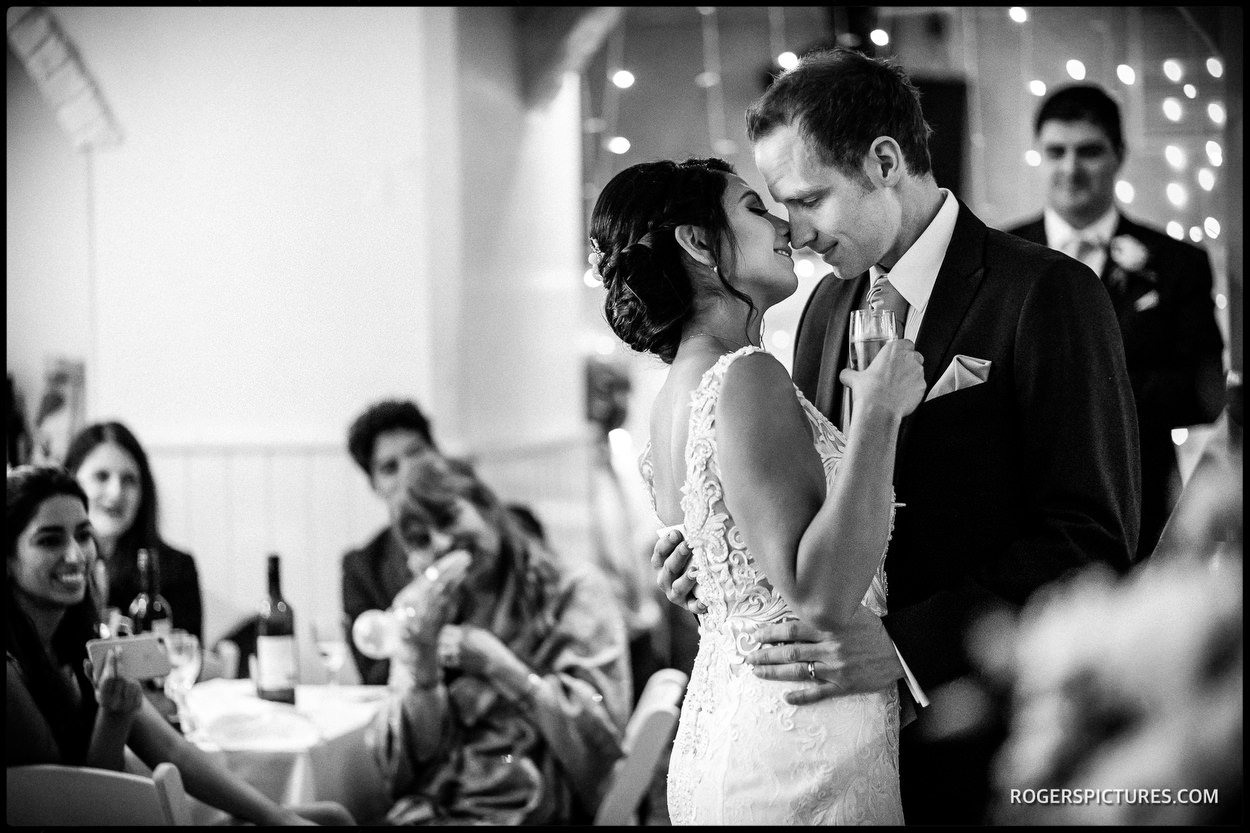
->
[341,399,441,684]
[1006,83,1226,560]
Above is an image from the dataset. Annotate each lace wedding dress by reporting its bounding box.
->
[641,347,903,825]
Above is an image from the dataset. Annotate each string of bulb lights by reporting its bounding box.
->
[582,7,869,290]
[1005,6,1227,312]
[582,6,1229,317]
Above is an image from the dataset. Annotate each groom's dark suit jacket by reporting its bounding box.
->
[1007,213,1225,560]
[792,200,1141,821]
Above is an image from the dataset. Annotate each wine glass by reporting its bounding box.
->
[846,309,901,424]
[849,309,900,370]
[162,630,202,737]
[311,620,348,685]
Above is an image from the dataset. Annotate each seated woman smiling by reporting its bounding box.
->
[369,456,633,825]
[5,465,352,825]
[64,421,202,638]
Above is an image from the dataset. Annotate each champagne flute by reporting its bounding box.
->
[162,629,202,737]
[846,309,901,424]
[312,620,348,685]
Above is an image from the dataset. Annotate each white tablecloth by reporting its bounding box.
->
[184,678,391,824]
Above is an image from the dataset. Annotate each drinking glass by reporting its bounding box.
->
[849,309,900,370]
[312,620,348,685]
[162,630,202,737]
[846,310,902,424]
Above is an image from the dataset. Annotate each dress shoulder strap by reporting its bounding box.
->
[694,346,770,403]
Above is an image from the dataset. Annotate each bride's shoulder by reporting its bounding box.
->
[718,349,796,406]
[721,347,789,382]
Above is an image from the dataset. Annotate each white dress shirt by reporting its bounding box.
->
[868,188,960,343]
[1043,205,1118,277]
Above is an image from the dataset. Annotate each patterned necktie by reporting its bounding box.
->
[866,274,908,330]
[1063,232,1103,276]
[1075,237,1101,271]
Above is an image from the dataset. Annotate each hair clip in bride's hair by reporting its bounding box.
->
[587,237,604,276]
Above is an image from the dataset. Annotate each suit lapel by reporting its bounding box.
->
[1099,214,1130,285]
[1101,214,1144,314]
[898,203,989,465]
[914,202,989,391]
[814,274,870,423]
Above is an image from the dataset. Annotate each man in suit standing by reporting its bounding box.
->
[341,399,441,684]
[1006,83,1226,560]
[651,48,1141,824]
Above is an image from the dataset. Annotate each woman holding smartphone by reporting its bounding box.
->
[5,465,352,825]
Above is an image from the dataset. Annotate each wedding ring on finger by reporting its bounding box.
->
[807,661,818,681]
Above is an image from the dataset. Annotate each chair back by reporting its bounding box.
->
[6,761,193,826]
[594,667,689,825]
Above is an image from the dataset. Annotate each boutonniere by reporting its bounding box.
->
[1109,235,1157,285]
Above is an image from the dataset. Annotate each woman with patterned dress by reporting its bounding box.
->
[588,158,925,824]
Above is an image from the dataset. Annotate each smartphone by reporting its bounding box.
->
[86,633,172,681]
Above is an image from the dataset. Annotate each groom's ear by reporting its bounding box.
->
[867,136,905,186]
[674,224,716,269]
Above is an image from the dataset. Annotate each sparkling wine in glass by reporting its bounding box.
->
[162,629,202,737]
[846,309,901,423]
[312,620,348,685]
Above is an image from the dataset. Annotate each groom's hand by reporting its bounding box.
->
[651,528,707,616]
[746,606,903,705]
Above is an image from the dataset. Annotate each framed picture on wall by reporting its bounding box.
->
[31,356,86,467]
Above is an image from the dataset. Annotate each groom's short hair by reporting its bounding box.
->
[746,47,934,181]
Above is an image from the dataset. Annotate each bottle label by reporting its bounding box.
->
[256,635,298,691]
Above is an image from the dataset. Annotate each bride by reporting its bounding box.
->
[588,157,924,824]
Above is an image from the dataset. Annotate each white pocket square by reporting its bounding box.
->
[1134,290,1160,312]
[925,355,991,402]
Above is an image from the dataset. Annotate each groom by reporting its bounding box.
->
[652,48,1141,824]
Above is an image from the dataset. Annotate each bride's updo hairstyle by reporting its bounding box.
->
[589,157,754,364]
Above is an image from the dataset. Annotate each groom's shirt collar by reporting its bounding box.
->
[868,188,959,341]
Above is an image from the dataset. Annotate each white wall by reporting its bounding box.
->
[6,46,92,411]
[454,7,589,450]
[54,6,440,447]
[7,7,592,662]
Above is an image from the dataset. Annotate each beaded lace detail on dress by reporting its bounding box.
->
[640,346,902,825]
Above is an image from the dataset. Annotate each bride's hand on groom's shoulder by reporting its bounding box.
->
[651,529,708,615]
[746,609,903,706]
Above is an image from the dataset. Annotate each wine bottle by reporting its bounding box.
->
[128,547,173,636]
[256,553,298,704]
